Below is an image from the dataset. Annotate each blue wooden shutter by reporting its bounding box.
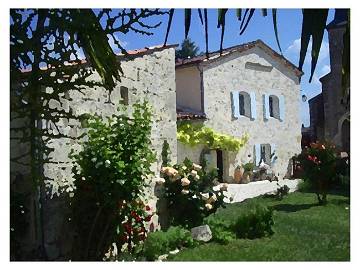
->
[250,92,257,120]
[279,95,285,121]
[263,94,270,120]
[231,91,240,118]
[254,144,261,166]
[270,143,277,164]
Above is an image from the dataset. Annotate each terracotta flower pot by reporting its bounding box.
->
[234,166,244,183]
[241,171,251,184]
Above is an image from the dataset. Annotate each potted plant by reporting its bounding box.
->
[233,164,244,183]
[241,162,254,184]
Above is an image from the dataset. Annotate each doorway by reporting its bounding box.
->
[216,149,223,181]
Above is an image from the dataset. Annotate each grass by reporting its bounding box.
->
[168,191,350,261]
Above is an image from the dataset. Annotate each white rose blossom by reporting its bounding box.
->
[181,177,190,186]
[181,189,190,195]
[190,170,197,177]
[105,160,111,167]
[192,163,202,171]
[155,177,166,184]
[205,203,213,210]
[200,192,209,201]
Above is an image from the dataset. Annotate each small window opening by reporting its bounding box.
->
[268,95,280,119]
[120,86,129,105]
[239,91,251,118]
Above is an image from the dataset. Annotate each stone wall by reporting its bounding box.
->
[197,47,302,181]
[11,47,177,260]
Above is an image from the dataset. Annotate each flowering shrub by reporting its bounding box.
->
[160,158,232,228]
[296,141,338,204]
[69,102,156,260]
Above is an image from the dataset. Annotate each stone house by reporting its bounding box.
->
[176,40,303,181]
[309,9,350,153]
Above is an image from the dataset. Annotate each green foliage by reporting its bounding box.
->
[69,101,156,260]
[143,226,195,260]
[275,184,290,200]
[161,140,171,167]
[232,202,274,239]
[175,38,200,59]
[206,218,236,244]
[169,192,350,261]
[242,162,254,172]
[177,122,248,152]
[161,158,231,228]
[296,141,339,204]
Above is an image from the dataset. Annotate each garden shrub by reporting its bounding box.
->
[275,184,290,200]
[296,141,339,204]
[143,226,195,260]
[161,158,232,228]
[69,101,156,260]
[206,217,236,244]
[232,203,274,239]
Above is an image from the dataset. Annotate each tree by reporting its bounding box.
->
[10,8,166,260]
[175,38,200,59]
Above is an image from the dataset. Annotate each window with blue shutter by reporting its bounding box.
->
[231,91,240,119]
[250,92,257,120]
[263,94,270,120]
[279,95,285,122]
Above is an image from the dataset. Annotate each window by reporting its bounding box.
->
[254,143,276,166]
[239,91,251,118]
[231,91,256,120]
[268,95,280,119]
[120,86,129,105]
[260,144,272,165]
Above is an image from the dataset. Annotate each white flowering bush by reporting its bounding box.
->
[69,102,156,260]
[160,158,232,228]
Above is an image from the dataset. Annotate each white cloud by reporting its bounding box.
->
[311,64,330,86]
[286,38,329,64]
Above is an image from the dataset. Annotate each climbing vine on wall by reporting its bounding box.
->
[177,122,248,151]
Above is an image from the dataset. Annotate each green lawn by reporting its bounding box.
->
[169,191,350,261]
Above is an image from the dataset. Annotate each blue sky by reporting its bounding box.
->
[109,9,335,127]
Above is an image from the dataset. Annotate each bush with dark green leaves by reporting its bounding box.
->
[232,203,274,239]
[206,218,236,244]
[143,226,196,260]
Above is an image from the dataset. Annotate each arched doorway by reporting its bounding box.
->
[341,119,350,153]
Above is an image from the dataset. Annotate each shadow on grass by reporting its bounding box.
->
[272,203,319,213]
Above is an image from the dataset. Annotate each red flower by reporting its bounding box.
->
[145,205,151,211]
[145,215,152,222]
[135,216,142,222]
[123,223,132,233]
[131,211,138,218]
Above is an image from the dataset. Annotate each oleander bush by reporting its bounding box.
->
[296,141,341,204]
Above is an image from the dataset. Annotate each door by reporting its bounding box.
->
[216,149,223,181]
